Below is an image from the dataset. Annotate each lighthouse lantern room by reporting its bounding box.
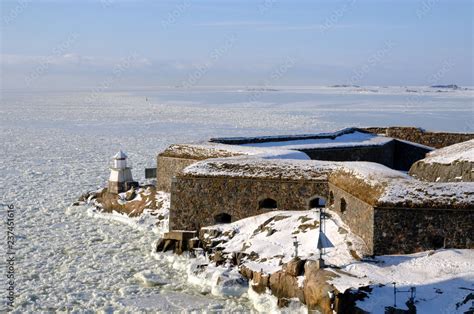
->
[108,150,137,194]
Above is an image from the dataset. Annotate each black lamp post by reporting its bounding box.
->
[317,206,334,268]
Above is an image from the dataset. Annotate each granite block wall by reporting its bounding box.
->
[329,182,474,255]
[409,160,473,182]
[170,176,328,230]
[328,183,375,254]
[373,207,474,254]
[364,127,474,148]
[157,156,198,192]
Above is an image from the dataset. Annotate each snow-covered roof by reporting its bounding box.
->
[211,127,368,144]
[421,139,474,164]
[182,157,338,180]
[183,158,474,209]
[239,130,392,150]
[114,150,128,159]
[329,162,474,209]
[160,128,394,162]
[379,180,474,209]
[165,128,473,210]
[159,142,309,161]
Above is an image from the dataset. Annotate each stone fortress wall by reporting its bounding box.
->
[157,127,474,255]
[171,164,474,255]
[372,207,474,254]
[409,160,473,182]
[157,156,198,192]
[329,182,474,255]
[159,126,460,192]
[328,183,375,253]
[170,176,327,230]
[156,137,433,193]
[363,126,474,149]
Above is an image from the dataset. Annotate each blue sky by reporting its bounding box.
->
[1,0,473,89]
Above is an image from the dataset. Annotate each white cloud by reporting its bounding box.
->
[193,20,273,27]
[193,21,356,31]
[260,24,355,31]
[0,53,151,68]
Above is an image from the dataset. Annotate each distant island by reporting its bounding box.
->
[245,87,280,92]
[431,84,459,89]
[330,84,360,88]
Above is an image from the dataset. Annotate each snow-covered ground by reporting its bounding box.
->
[331,249,474,313]
[1,87,473,312]
[202,209,368,274]
[202,208,474,313]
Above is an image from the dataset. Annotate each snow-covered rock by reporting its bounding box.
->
[409,139,474,182]
[133,270,169,287]
[201,209,368,274]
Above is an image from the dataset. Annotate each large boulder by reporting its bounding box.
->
[283,257,306,276]
[250,271,270,294]
[269,270,304,303]
[239,265,254,280]
[303,261,338,314]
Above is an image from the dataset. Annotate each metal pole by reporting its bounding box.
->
[410,287,416,303]
[321,207,324,232]
[393,282,397,307]
[319,208,323,260]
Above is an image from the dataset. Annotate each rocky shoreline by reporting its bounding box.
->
[74,185,474,313]
[74,188,390,314]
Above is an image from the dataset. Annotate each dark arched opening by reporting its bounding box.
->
[340,198,347,213]
[309,196,326,209]
[259,198,277,210]
[429,235,445,249]
[214,213,232,224]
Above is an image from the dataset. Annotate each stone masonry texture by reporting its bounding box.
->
[157,156,197,192]
[329,183,375,254]
[159,127,473,256]
[373,207,474,254]
[364,126,474,149]
[170,176,328,231]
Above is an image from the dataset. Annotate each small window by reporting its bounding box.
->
[340,198,347,213]
[329,191,334,206]
[259,198,277,210]
[309,197,326,209]
[214,213,232,224]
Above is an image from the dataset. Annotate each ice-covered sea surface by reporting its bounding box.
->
[0,86,472,312]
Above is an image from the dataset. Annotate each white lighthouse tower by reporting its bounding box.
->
[108,150,136,194]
